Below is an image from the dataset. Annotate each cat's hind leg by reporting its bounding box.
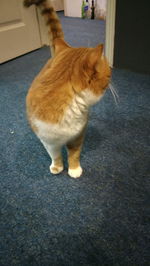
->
[40,140,64,174]
[66,129,85,178]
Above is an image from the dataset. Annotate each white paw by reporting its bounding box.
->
[68,166,83,178]
[50,165,64,174]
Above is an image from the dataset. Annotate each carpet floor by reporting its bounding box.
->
[0,13,149,266]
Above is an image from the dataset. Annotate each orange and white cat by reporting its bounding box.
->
[24,0,111,178]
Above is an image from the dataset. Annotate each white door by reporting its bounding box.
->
[0,0,42,63]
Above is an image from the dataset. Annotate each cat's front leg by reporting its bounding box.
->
[40,140,64,174]
[50,155,64,175]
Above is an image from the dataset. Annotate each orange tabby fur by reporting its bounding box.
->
[24,0,111,178]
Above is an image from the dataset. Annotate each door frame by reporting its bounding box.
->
[37,0,117,63]
[105,0,116,67]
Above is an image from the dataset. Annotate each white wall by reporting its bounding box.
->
[64,0,107,18]
[95,0,107,19]
[64,0,82,17]
[51,0,64,11]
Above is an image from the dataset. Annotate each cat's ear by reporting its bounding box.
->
[54,38,70,54]
[87,44,104,69]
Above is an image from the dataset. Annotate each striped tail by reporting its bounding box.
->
[24,0,64,54]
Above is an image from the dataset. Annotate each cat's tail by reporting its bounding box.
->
[24,0,64,53]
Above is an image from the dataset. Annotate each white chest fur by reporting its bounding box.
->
[32,89,101,146]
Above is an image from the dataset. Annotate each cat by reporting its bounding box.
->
[24,0,111,178]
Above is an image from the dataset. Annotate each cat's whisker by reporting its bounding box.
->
[108,82,119,106]
[109,82,119,99]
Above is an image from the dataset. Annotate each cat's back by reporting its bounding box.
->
[26,50,74,122]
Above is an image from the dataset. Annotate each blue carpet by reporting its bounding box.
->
[0,14,149,266]
[58,11,105,47]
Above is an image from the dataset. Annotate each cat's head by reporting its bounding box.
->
[79,44,111,105]
[54,39,111,105]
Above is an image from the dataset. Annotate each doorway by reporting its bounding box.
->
[0,0,116,66]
